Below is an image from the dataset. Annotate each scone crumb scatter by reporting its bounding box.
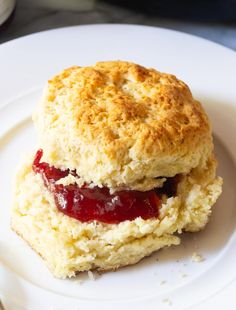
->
[191,252,205,262]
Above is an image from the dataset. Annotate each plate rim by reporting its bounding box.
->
[0,23,236,310]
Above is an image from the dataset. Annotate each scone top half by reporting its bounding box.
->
[34,61,213,191]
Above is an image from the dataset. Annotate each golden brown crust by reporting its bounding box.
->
[34,61,213,190]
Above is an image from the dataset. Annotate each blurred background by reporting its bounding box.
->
[0,0,236,49]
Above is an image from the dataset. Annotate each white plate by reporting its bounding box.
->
[0,24,236,310]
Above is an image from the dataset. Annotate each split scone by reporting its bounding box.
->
[12,61,223,278]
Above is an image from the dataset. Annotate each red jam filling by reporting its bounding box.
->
[32,149,162,224]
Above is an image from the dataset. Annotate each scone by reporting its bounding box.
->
[11,61,223,278]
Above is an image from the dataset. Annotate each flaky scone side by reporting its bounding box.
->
[11,157,222,278]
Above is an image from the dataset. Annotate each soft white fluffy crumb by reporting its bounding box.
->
[191,252,205,262]
[56,174,85,187]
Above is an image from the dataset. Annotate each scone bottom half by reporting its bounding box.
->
[12,61,223,279]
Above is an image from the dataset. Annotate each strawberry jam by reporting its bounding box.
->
[33,149,161,224]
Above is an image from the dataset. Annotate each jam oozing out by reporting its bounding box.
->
[33,149,160,224]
